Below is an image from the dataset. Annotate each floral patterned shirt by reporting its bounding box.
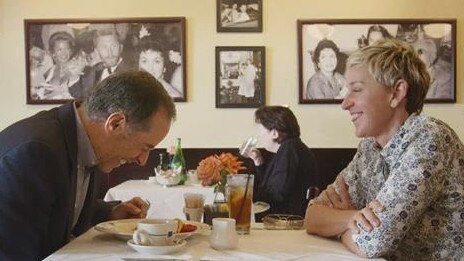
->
[326,114,464,260]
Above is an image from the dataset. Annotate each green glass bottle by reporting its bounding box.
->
[171,138,187,185]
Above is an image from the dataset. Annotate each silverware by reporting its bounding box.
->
[140,199,151,218]
[144,199,151,209]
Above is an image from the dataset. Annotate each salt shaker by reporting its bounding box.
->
[209,218,238,250]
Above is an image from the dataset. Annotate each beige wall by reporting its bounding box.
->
[1,0,463,148]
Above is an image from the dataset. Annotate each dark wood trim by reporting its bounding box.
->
[99,148,356,198]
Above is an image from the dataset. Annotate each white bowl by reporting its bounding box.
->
[156,174,181,186]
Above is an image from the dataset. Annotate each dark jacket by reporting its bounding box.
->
[253,138,320,217]
[0,103,112,260]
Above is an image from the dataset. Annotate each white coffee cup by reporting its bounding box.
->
[209,218,238,250]
[132,219,177,246]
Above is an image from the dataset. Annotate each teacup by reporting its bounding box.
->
[132,219,177,246]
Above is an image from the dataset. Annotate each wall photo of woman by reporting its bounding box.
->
[306,39,346,99]
[137,36,182,98]
[32,31,81,100]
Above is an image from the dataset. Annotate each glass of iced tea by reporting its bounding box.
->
[226,174,254,235]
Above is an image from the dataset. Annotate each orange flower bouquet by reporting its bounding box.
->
[196,153,246,198]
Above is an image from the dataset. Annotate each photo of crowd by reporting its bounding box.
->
[25,18,186,104]
[299,21,455,103]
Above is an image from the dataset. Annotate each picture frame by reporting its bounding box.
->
[215,46,265,108]
[217,0,263,33]
[24,17,187,104]
[298,19,456,104]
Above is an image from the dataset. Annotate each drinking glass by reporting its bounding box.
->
[226,174,254,234]
[209,218,238,250]
[238,137,257,157]
[183,193,205,222]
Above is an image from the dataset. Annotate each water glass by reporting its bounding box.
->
[209,218,238,250]
[239,137,257,157]
[183,193,205,222]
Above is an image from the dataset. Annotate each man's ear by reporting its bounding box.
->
[104,112,127,134]
[390,79,408,108]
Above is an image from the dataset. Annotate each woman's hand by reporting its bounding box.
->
[248,148,263,166]
[347,200,384,233]
[325,177,355,210]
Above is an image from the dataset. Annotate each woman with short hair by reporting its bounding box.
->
[244,105,320,216]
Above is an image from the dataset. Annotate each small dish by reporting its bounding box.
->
[156,173,180,187]
[262,214,304,230]
[153,168,181,186]
[253,201,270,214]
[177,221,210,240]
[127,239,186,255]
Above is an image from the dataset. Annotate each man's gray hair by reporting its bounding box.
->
[84,70,176,131]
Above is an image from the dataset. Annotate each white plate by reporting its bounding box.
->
[253,201,270,214]
[95,219,208,240]
[95,218,139,240]
[127,239,186,255]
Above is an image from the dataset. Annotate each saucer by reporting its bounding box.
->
[253,201,270,214]
[127,239,186,255]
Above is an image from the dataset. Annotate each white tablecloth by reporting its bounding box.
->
[104,180,216,219]
[44,224,386,261]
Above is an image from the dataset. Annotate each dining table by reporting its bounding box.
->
[104,179,216,219]
[44,222,386,261]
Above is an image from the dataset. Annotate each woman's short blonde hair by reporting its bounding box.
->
[346,38,430,114]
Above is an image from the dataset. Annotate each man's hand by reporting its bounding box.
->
[326,177,355,210]
[109,197,150,220]
[347,200,384,233]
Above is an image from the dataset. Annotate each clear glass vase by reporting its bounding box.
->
[213,181,226,203]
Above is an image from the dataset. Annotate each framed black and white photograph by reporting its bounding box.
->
[298,19,456,104]
[217,0,263,33]
[24,17,186,104]
[216,46,265,108]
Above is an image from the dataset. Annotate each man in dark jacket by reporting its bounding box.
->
[0,70,176,260]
